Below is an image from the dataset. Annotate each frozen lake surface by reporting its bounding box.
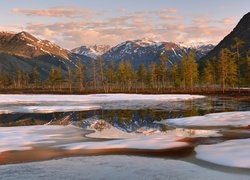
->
[0,94,250,179]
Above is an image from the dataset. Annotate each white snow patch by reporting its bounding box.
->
[40,48,51,55]
[0,105,101,114]
[0,125,73,154]
[195,138,250,168]
[158,111,250,127]
[172,48,178,56]
[0,94,205,104]
[57,134,189,150]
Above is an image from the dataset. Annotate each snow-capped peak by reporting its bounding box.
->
[71,45,111,59]
[178,41,214,49]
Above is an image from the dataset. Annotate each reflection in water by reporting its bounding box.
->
[1,97,250,131]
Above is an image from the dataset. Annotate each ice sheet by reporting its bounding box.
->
[195,138,250,168]
[0,105,101,114]
[158,111,250,127]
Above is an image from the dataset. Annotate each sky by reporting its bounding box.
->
[0,0,249,49]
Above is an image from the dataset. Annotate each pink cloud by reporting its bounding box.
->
[220,16,236,26]
[192,18,210,23]
[12,7,93,18]
[160,15,181,20]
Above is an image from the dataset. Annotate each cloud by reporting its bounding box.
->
[220,16,236,26]
[158,8,177,13]
[10,6,236,49]
[12,7,94,18]
[0,24,23,31]
[192,18,210,23]
[160,15,181,20]
[23,17,232,49]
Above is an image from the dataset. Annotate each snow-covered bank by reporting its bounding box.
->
[195,138,250,168]
[0,94,205,104]
[0,105,101,114]
[0,125,84,154]
[57,134,189,150]
[0,120,220,154]
[157,111,250,127]
[0,156,248,180]
[0,94,205,112]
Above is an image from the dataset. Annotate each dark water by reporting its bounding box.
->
[1,96,250,131]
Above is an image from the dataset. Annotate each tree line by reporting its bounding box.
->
[0,39,250,93]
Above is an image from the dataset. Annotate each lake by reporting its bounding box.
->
[0,94,250,179]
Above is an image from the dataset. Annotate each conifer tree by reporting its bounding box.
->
[105,60,116,91]
[137,63,146,88]
[66,66,73,93]
[202,59,216,87]
[75,60,84,91]
[29,67,40,87]
[169,61,179,87]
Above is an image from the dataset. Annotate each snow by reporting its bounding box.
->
[195,138,250,168]
[0,105,101,114]
[58,120,219,151]
[57,134,189,150]
[0,94,205,111]
[40,48,51,55]
[158,111,250,127]
[72,45,110,59]
[0,118,220,154]
[0,125,76,154]
[26,43,34,47]
[0,94,204,104]
[172,48,178,56]
[0,156,248,180]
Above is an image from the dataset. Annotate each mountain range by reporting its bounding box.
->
[72,38,214,68]
[1,11,249,79]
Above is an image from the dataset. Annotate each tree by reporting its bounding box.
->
[169,61,179,87]
[0,71,12,87]
[179,51,198,90]
[47,66,63,90]
[29,67,40,87]
[105,60,116,91]
[202,59,216,87]
[66,66,73,93]
[232,37,244,89]
[159,53,168,87]
[124,61,135,91]
[97,58,105,90]
[147,62,157,88]
[75,60,84,91]
[246,50,250,86]
[117,61,126,90]
[136,63,146,88]
[218,48,237,91]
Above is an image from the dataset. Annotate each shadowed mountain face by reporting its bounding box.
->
[200,12,250,67]
[0,31,91,78]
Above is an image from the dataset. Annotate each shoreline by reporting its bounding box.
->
[0,88,249,98]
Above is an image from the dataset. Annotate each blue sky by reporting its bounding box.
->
[0,0,249,49]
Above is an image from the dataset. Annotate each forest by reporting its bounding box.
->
[0,47,250,94]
